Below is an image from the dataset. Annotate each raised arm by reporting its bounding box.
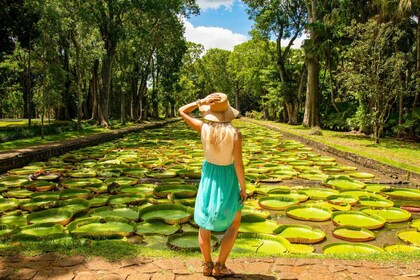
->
[233,131,246,204]
[178,94,221,133]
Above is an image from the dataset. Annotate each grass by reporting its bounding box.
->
[0,119,72,127]
[0,120,152,151]
[246,119,420,174]
[1,239,419,263]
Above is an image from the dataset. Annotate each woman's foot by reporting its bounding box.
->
[202,261,214,276]
[213,262,234,277]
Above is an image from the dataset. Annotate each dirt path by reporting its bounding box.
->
[1,254,419,280]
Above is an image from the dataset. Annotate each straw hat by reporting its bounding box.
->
[199,93,240,123]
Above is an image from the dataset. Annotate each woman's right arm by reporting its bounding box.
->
[233,131,246,204]
[178,101,203,133]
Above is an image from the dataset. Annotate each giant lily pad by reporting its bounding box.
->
[21,180,57,192]
[91,207,139,221]
[69,169,97,178]
[232,233,290,254]
[285,205,332,221]
[332,211,386,230]
[358,196,394,208]
[0,214,27,227]
[56,199,91,215]
[12,223,65,241]
[27,208,73,225]
[145,170,177,179]
[347,172,375,179]
[299,188,339,200]
[258,196,299,211]
[326,194,358,206]
[139,204,193,224]
[62,178,103,189]
[136,221,181,235]
[167,232,218,251]
[273,225,325,244]
[0,176,28,187]
[360,207,411,223]
[0,198,19,212]
[381,188,420,200]
[410,219,420,230]
[384,244,420,252]
[119,184,155,196]
[239,214,279,234]
[332,226,375,242]
[106,194,146,206]
[0,224,16,239]
[153,185,197,198]
[3,189,33,199]
[397,230,420,246]
[323,243,384,254]
[60,188,91,200]
[322,176,365,190]
[69,222,134,239]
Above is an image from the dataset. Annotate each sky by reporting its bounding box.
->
[184,0,306,52]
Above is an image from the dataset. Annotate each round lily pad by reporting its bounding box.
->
[91,207,139,221]
[136,221,181,235]
[56,199,91,215]
[347,172,375,179]
[397,230,420,246]
[323,243,384,254]
[358,196,394,208]
[410,219,420,230]
[69,169,97,178]
[232,233,291,254]
[258,196,299,211]
[0,214,27,227]
[299,188,339,200]
[381,188,420,200]
[360,207,411,223]
[167,232,218,251]
[0,176,28,187]
[285,205,332,221]
[62,178,103,189]
[0,198,19,212]
[273,225,325,244]
[332,226,375,242]
[27,208,73,225]
[145,170,177,179]
[322,175,365,190]
[22,180,57,192]
[332,211,386,230]
[60,188,91,200]
[384,244,420,252]
[0,224,16,239]
[139,204,193,224]
[239,214,279,234]
[106,194,146,206]
[12,223,65,241]
[288,244,314,254]
[69,222,134,239]
[153,185,198,198]
[326,194,358,206]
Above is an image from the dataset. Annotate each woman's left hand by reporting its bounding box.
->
[239,189,247,205]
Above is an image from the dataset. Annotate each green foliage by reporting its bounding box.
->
[0,122,77,143]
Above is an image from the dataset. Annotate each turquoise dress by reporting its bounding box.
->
[193,124,243,232]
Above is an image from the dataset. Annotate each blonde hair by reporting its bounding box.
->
[205,122,237,152]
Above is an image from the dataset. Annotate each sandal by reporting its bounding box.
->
[213,262,234,277]
[202,261,214,276]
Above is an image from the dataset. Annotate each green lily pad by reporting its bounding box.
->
[12,223,65,241]
[326,194,359,206]
[323,243,384,254]
[232,233,291,254]
[70,222,134,239]
[322,175,365,190]
[358,196,394,208]
[298,172,328,181]
[360,207,411,223]
[0,224,16,238]
[332,226,375,242]
[106,194,146,206]
[27,208,73,225]
[258,196,299,211]
[0,198,19,212]
[3,189,33,199]
[60,188,91,200]
[88,195,109,207]
[273,225,325,244]
[364,184,390,193]
[381,188,420,200]
[167,232,218,251]
[347,172,375,179]
[0,214,27,227]
[153,185,198,198]
[0,176,28,187]
[384,244,420,252]
[62,178,103,189]
[136,221,181,235]
[239,214,279,234]
[139,204,193,224]
[20,199,56,212]
[56,199,91,215]
[69,169,97,178]
[119,184,155,196]
[397,230,420,246]
[176,169,201,179]
[339,190,384,199]
[410,219,420,230]
[35,173,61,181]
[21,180,57,192]
[288,244,314,254]
[299,188,339,200]
[104,177,138,186]
[145,170,177,179]
[332,211,386,229]
[285,205,332,221]
[91,207,139,221]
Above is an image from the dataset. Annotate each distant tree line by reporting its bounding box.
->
[0,0,419,143]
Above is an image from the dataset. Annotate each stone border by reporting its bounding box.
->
[0,119,179,174]
[244,118,420,186]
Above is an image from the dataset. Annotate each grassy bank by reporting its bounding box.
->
[245,119,420,174]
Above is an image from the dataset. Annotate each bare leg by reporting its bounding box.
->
[216,211,241,265]
[198,228,212,262]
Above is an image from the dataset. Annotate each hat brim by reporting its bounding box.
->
[199,105,240,123]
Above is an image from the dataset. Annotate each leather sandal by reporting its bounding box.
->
[213,262,234,277]
[202,261,214,276]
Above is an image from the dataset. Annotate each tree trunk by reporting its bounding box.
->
[285,101,299,124]
[91,59,99,121]
[99,54,112,128]
[303,57,321,127]
[415,10,420,111]
[121,86,126,125]
[71,30,83,131]
[27,32,32,126]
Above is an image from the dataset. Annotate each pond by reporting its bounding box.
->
[0,120,419,256]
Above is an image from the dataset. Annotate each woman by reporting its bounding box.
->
[178,92,247,277]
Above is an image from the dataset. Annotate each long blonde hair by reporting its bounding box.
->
[205,122,237,152]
